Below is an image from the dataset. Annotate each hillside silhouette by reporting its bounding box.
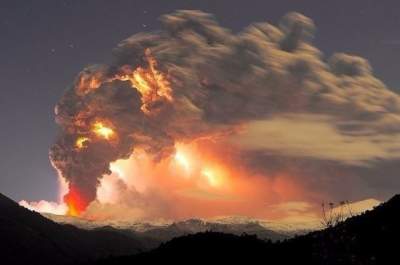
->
[96,195,400,264]
[0,193,148,265]
[2,192,399,264]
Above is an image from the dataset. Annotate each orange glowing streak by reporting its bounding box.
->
[76,75,102,95]
[75,136,90,149]
[117,49,173,113]
[131,69,152,95]
[92,122,114,140]
[64,187,88,217]
[88,78,101,90]
[145,48,173,101]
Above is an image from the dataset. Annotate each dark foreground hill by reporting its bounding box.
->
[0,193,147,265]
[2,192,399,265]
[96,195,400,265]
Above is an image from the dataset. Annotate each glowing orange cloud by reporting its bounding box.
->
[84,139,309,221]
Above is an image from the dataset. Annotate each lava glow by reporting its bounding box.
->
[75,136,90,149]
[92,122,115,140]
[64,185,89,217]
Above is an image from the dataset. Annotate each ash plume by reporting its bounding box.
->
[49,10,400,214]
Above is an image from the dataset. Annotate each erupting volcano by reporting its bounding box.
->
[53,49,177,216]
[19,10,400,223]
[7,3,400,265]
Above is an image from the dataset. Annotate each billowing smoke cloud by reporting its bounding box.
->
[49,10,400,217]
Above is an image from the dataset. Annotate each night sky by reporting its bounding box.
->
[1,0,400,202]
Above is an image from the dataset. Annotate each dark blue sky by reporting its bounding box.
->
[1,0,400,201]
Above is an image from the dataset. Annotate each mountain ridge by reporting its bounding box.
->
[95,194,400,264]
[43,213,293,242]
[2,192,395,264]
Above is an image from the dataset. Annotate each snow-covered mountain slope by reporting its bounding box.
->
[42,198,381,241]
[42,214,314,241]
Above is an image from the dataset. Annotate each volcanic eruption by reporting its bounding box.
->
[34,10,400,221]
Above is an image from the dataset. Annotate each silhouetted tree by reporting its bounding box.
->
[321,200,354,228]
